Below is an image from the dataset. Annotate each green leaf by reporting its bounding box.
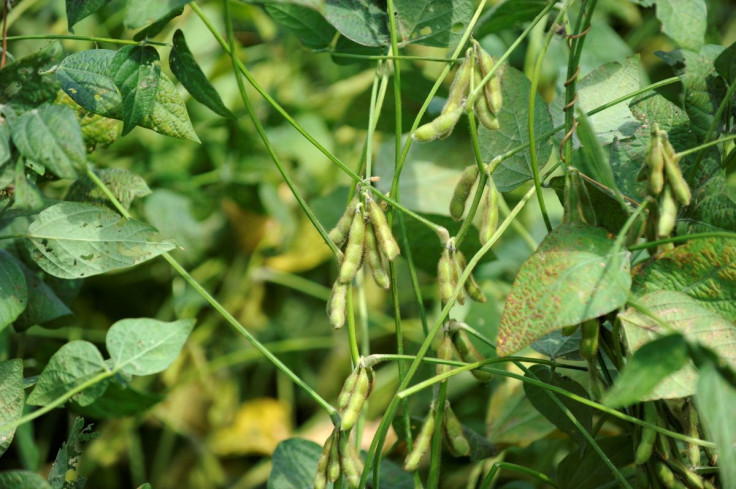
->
[111,45,161,135]
[133,7,184,41]
[479,62,553,192]
[66,167,152,211]
[476,0,550,36]
[57,49,199,142]
[324,0,388,47]
[26,341,108,407]
[265,4,336,50]
[268,438,325,489]
[603,335,690,408]
[573,111,620,194]
[523,365,594,447]
[393,0,473,47]
[656,0,707,52]
[169,30,235,119]
[632,238,736,322]
[65,0,112,31]
[258,0,325,12]
[124,0,191,29]
[25,202,176,279]
[0,250,27,333]
[13,261,73,331]
[557,435,634,489]
[715,41,736,84]
[497,222,631,356]
[530,328,583,361]
[696,363,736,489]
[0,471,53,489]
[107,318,195,376]
[0,42,63,111]
[620,291,736,399]
[71,382,164,419]
[55,90,122,151]
[0,359,23,457]
[10,104,86,179]
[0,118,10,166]
[487,379,556,447]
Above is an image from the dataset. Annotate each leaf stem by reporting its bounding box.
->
[6,34,171,46]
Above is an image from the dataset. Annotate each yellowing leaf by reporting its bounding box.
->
[209,398,291,456]
[265,217,332,273]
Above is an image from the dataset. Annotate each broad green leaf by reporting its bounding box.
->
[715,41,736,84]
[476,0,549,36]
[169,30,235,119]
[25,202,176,279]
[696,363,736,489]
[57,49,199,142]
[0,42,63,111]
[124,0,191,29]
[265,5,336,50]
[497,222,631,356]
[632,238,736,322]
[111,45,161,135]
[133,7,184,41]
[603,335,690,408]
[620,291,736,399]
[324,0,388,47]
[107,318,195,376]
[12,159,45,211]
[656,0,706,52]
[0,118,10,165]
[66,167,151,211]
[13,261,73,331]
[55,90,122,151]
[551,57,640,146]
[10,104,86,179]
[478,63,553,192]
[682,171,736,233]
[26,341,108,407]
[0,250,27,332]
[530,328,583,361]
[268,438,325,489]
[393,0,472,48]
[557,435,634,489]
[71,382,163,418]
[0,359,23,457]
[523,365,593,447]
[0,471,53,489]
[65,0,112,31]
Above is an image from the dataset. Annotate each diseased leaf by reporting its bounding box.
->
[0,42,63,111]
[124,0,191,29]
[696,363,736,489]
[10,104,86,179]
[656,0,707,52]
[497,223,631,356]
[25,202,176,279]
[57,49,199,142]
[715,41,736,84]
[26,341,108,407]
[47,417,98,489]
[0,250,27,333]
[478,62,553,192]
[169,30,235,119]
[111,45,161,135]
[55,90,121,151]
[66,167,151,211]
[107,318,195,376]
[0,471,53,489]
[65,0,113,31]
[620,291,736,399]
[393,0,473,48]
[603,335,690,408]
[0,359,24,457]
[265,4,336,50]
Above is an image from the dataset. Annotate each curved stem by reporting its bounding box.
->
[6,34,170,46]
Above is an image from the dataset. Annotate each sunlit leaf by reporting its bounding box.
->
[65,0,112,31]
[124,0,191,29]
[656,0,707,52]
[111,45,161,135]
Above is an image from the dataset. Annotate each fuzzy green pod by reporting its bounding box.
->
[364,222,390,289]
[455,250,486,303]
[450,250,466,306]
[663,146,691,206]
[669,459,706,489]
[340,366,370,432]
[436,332,455,378]
[338,433,361,488]
[437,248,456,304]
[658,184,677,238]
[328,196,357,248]
[412,107,464,142]
[314,433,334,489]
[647,129,665,196]
[450,165,479,221]
[328,431,341,483]
[472,67,500,130]
[404,406,436,472]
[337,368,360,413]
[338,205,366,284]
[473,40,503,114]
[682,399,701,468]
[443,51,472,114]
[479,180,499,245]
[635,402,657,465]
[328,281,348,329]
[580,319,599,361]
[655,461,686,489]
[452,325,493,382]
[442,401,471,457]
[365,195,400,261]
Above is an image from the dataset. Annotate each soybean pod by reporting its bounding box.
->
[364,222,390,289]
[580,319,599,361]
[340,366,370,432]
[436,332,455,378]
[314,433,334,489]
[455,250,486,303]
[404,405,436,472]
[663,145,692,206]
[658,184,677,238]
[337,368,360,413]
[451,323,493,382]
[365,194,400,261]
[647,127,665,196]
[327,431,341,483]
[338,433,361,488]
[338,204,366,284]
[635,402,657,465]
[442,401,471,457]
[473,40,503,113]
[437,248,456,304]
[328,196,358,248]
[472,67,500,130]
[327,281,348,329]
[479,179,499,245]
[443,51,472,114]
[450,164,479,221]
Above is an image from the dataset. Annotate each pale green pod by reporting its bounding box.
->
[442,401,471,457]
[472,68,500,130]
[328,196,357,248]
[682,399,701,468]
[669,459,705,489]
[635,402,657,465]
[455,250,486,303]
[327,431,341,483]
[328,281,348,329]
[364,222,390,289]
[438,248,455,304]
[657,184,677,238]
[337,368,360,413]
[433,106,464,139]
[663,148,691,206]
[580,319,599,361]
[339,433,361,488]
[442,50,472,115]
[413,122,441,142]
[655,462,680,489]
[451,250,466,306]
[450,165,479,220]
[340,366,370,432]
[647,129,665,196]
[473,40,503,113]
[404,406,436,472]
[479,181,499,245]
[436,332,455,378]
[314,433,334,489]
[338,205,366,284]
[452,327,493,382]
[365,195,400,261]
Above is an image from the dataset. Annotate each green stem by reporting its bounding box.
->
[346,284,360,365]
[678,132,736,159]
[427,386,447,489]
[320,51,462,63]
[6,34,170,46]
[628,231,736,251]
[481,462,560,489]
